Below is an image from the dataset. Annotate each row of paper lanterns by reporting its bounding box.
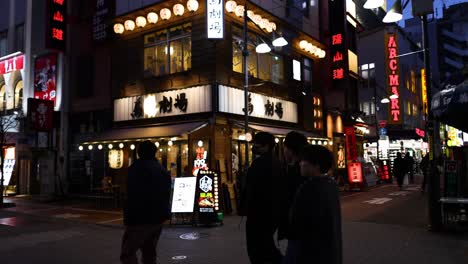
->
[114,0,199,34]
[299,40,326,58]
[225,0,276,33]
[78,138,203,151]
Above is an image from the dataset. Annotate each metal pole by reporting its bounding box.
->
[422,14,441,231]
[243,0,249,170]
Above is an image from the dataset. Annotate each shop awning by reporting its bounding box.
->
[248,124,323,139]
[82,122,208,144]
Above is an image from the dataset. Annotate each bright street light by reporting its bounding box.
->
[364,0,384,9]
[272,36,288,47]
[255,42,271,53]
[383,0,403,23]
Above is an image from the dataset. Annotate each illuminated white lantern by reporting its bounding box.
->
[78,145,83,151]
[108,144,113,149]
[320,50,326,58]
[225,0,237,13]
[144,95,157,118]
[266,22,273,33]
[198,140,203,147]
[235,5,244,17]
[306,43,313,53]
[124,20,135,31]
[247,10,255,20]
[113,23,124,34]
[299,40,308,50]
[260,18,269,29]
[173,4,185,16]
[155,142,160,148]
[130,144,136,150]
[135,16,147,28]
[270,22,276,31]
[119,143,124,149]
[147,12,158,24]
[168,140,174,147]
[160,8,172,20]
[98,144,103,150]
[253,14,262,24]
[109,150,124,169]
[187,0,199,12]
[88,145,93,150]
[310,45,317,54]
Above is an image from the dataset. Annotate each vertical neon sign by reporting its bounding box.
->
[385,33,401,124]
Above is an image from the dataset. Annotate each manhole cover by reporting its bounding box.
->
[179,232,200,240]
[172,255,187,260]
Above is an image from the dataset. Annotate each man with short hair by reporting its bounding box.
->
[278,131,308,241]
[242,132,283,264]
[283,145,342,264]
[120,141,171,264]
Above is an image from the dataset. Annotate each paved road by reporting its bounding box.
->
[1,184,467,264]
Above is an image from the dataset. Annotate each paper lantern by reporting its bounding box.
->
[119,143,124,149]
[253,14,262,24]
[260,18,269,29]
[266,22,273,32]
[108,150,124,169]
[187,0,199,12]
[135,16,147,27]
[124,20,135,31]
[306,43,313,52]
[270,22,276,31]
[247,10,255,19]
[173,4,185,16]
[235,5,244,17]
[299,40,308,50]
[226,0,237,13]
[147,12,158,24]
[113,23,124,34]
[160,8,172,20]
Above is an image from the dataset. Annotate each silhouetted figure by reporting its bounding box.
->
[283,145,342,264]
[394,152,406,190]
[241,132,283,264]
[420,154,429,192]
[120,141,171,264]
[405,153,415,184]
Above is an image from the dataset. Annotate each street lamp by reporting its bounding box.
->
[380,98,390,104]
[382,0,403,23]
[364,0,385,9]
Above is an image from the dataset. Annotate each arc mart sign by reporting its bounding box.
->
[385,33,402,125]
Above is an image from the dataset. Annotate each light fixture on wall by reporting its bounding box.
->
[256,42,271,53]
[88,145,93,150]
[235,5,244,17]
[98,144,103,150]
[130,144,135,150]
[147,12,158,24]
[173,4,185,16]
[124,20,135,31]
[383,0,403,23]
[381,98,390,104]
[108,144,113,149]
[113,23,124,34]
[78,145,83,151]
[187,0,199,12]
[272,35,288,47]
[135,16,147,28]
[160,8,172,20]
[364,0,384,9]
[389,94,399,99]
[119,143,124,149]
[198,140,204,147]
[225,0,237,13]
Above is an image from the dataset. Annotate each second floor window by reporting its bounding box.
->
[0,31,7,57]
[232,26,284,84]
[144,23,191,77]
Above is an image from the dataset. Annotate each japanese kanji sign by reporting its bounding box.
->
[0,54,24,75]
[28,98,54,131]
[92,0,115,42]
[329,0,347,83]
[344,126,357,161]
[207,0,224,39]
[47,0,67,51]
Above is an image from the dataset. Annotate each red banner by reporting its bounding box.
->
[0,54,25,74]
[347,162,363,183]
[34,53,57,105]
[344,126,357,161]
[28,98,54,131]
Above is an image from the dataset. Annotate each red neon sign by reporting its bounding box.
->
[333,51,343,62]
[385,34,401,124]
[332,34,343,45]
[54,0,64,5]
[0,54,24,74]
[348,162,363,183]
[53,11,64,22]
[333,68,344,80]
[415,128,425,138]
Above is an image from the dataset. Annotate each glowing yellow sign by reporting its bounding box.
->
[421,69,428,115]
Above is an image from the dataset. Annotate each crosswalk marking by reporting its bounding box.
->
[389,191,410,196]
[364,198,393,205]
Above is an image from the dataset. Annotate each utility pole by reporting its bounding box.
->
[242,0,249,171]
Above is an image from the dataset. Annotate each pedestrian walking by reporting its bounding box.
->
[393,152,406,190]
[120,141,172,264]
[278,131,308,241]
[420,154,429,192]
[404,152,415,184]
[283,145,342,264]
[240,132,283,264]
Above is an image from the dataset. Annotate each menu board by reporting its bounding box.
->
[171,177,197,213]
[196,170,219,213]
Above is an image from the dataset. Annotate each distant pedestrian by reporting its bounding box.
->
[393,152,406,190]
[278,131,308,241]
[404,152,415,184]
[240,132,283,264]
[420,154,429,192]
[120,141,171,264]
[283,145,342,264]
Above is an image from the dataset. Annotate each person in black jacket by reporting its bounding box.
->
[283,145,342,264]
[393,152,406,190]
[242,132,283,264]
[120,141,171,264]
[278,131,308,241]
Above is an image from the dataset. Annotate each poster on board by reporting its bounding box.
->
[34,53,57,105]
[171,177,197,213]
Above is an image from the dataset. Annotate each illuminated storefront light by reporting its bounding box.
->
[187,0,199,12]
[124,20,135,31]
[113,23,124,34]
[135,16,147,27]
[173,4,185,16]
[160,8,172,20]
[225,0,237,13]
[147,12,158,24]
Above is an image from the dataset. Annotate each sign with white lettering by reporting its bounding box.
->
[218,85,298,123]
[206,0,224,39]
[0,54,25,74]
[114,86,212,122]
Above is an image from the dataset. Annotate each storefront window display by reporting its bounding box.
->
[144,23,192,76]
[14,80,23,109]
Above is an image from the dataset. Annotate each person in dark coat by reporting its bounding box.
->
[120,141,171,264]
[283,145,342,264]
[404,152,415,184]
[420,154,429,192]
[393,152,406,190]
[242,132,283,264]
[278,131,308,241]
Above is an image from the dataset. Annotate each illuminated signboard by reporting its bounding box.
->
[207,0,224,39]
[385,33,402,124]
[108,149,124,169]
[0,54,24,74]
[1,147,15,186]
[33,53,58,105]
[415,128,425,138]
[344,126,357,161]
[196,170,220,213]
[421,68,428,115]
[347,162,363,184]
[47,0,67,51]
[193,140,209,176]
[171,177,197,213]
[329,0,347,82]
